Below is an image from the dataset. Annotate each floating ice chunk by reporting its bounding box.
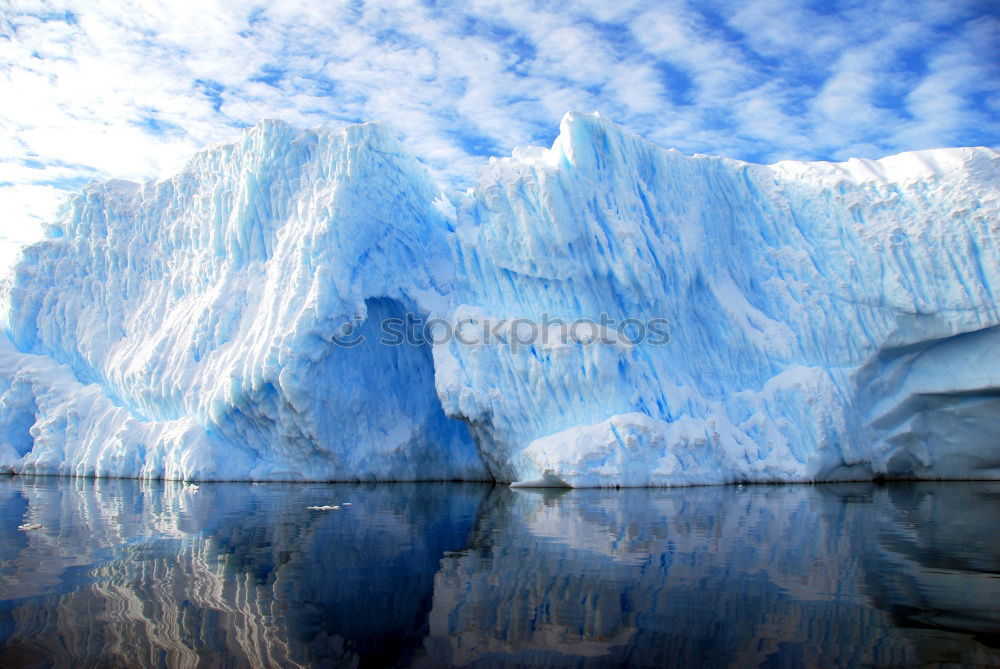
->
[510,471,571,488]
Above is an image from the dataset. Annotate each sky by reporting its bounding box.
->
[1,0,998,266]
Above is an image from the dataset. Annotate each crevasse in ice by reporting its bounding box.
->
[1,113,998,485]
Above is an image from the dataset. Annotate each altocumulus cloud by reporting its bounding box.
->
[1,0,997,266]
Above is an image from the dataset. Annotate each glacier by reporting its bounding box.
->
[0,112,998,485]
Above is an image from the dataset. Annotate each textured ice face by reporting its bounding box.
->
[1,113,998,485]
[438,112,1000,485]
[0,120,486,481]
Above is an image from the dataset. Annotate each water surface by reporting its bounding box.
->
[1,477,998,667]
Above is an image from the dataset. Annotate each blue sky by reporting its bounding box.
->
[1,0,998,265]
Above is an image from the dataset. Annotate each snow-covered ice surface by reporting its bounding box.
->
[0,120,485,481]
[1,113,998,485]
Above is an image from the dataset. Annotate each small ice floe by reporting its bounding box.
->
[342,503,352,506]
[306,505,340,511]
[18,523,43,531]
[510,470,571,488]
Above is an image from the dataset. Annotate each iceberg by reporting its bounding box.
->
[1,113,998,485]
[0,121,486,481]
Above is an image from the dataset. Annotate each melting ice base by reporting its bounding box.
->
[0,113,998,485]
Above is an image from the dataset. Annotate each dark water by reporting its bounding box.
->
[0,477,998,668]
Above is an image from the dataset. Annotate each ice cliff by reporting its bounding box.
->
[0,121,485,481]
[1,113,998,485]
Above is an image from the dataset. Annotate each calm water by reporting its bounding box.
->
[0,477,998,668]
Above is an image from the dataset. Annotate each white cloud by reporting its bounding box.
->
[0,0,997,268]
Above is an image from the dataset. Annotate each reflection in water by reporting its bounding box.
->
[0,477,997,667]
[0,479,487,668]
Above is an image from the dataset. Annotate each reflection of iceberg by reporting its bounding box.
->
[0,478,488,667]
[421,485,1000,666]
[421,486,860,666]
[1,478,998,667]
[865,483,1000,646]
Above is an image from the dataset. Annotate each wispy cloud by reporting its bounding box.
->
[1,0,997,262]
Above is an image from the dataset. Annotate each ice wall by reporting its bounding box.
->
[1,113,998,484]
[439,113,1000,484]
[0,120,486,481]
